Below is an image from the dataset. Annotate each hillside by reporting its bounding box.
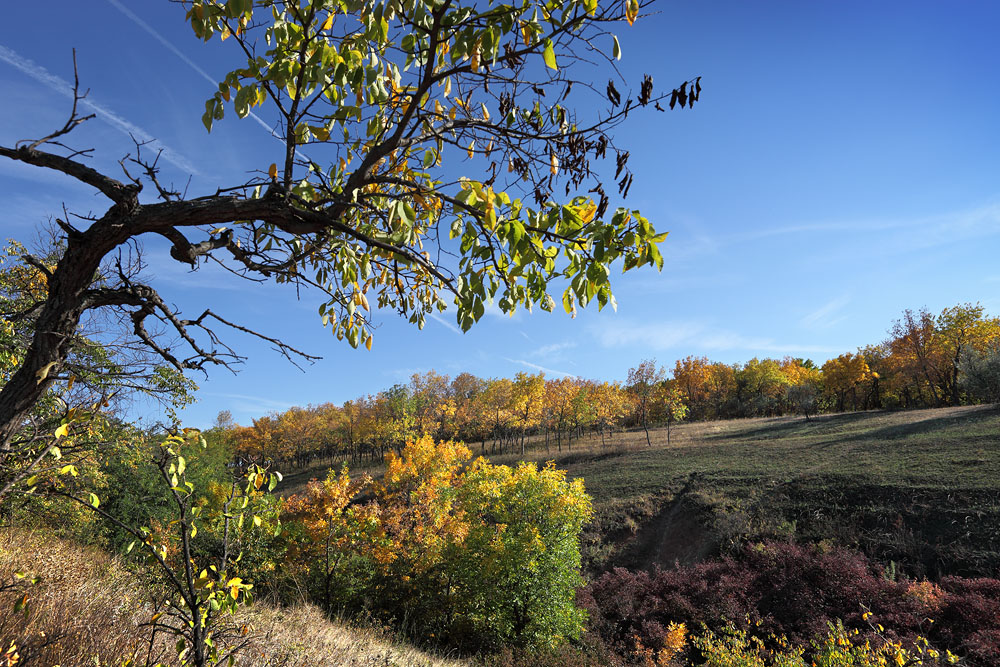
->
[547,404,1000,577]
[0,529,466,667]
[279,405,1000,578]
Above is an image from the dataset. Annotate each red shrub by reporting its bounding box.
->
[584,542,1000,666]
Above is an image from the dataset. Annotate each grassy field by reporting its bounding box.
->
[280,404,1000,579]
[543,405,1000,578]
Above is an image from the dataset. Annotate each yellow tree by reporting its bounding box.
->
[409,370,451,437]
[821,353,871,412]
[511,372,546,456]
[672,356,713,419]
[448,372,487,446]
[661,385,688,445]
[887,308,942,407]
[544,376,579,452]
[477,378,515,454]
[591,381,627,447]
[934,303,1000,405]
[706,362,737,419]
[780,357,821,418]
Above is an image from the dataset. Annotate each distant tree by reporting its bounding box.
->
[785,382,818,420]
[511,372,545,456]
[213,410,236,431]
[0,0,696,470]
[591,381,627,447]
[662,386,688,445]
[821,353,871,412]
[672,355,713,419]
[627,359,666,446]
[887,308,942,407]
[734,358,788,417]
[959,343,1000,404]
[934,303,1000,405]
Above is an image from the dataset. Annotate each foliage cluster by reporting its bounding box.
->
[280,435,593,652]
[582,542,1000,666]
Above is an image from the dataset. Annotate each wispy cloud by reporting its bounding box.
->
[800,295,850,330]
[429,311,462,335]
[531,341,577,358]
[503,357,577,378]
[590,319,837,356]
[204,392,296,418]
[0,43,200,175]
[729,201,1000,251]
[104,0,278,139]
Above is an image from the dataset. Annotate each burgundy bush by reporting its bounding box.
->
[584,542,1000,666]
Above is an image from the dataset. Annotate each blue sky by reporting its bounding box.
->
[1,1,998,427]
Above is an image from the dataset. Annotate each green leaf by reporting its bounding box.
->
[542,39,557,70]
[612,34,622,60]
[87,492,100,509]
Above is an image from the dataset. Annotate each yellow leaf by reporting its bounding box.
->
[267,163,277,180]
[321,13,334,31]
[469,47,480,72]
[365,335,373,351]
[625,0,639,26]
[481,103,490,121]
[550,153,559,175]
[443,77,451,98]
[467,142,475,159]
[54,423,70,440]
[35,362,57,384]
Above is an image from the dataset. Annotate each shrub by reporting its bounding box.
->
[584,542,1000,665]
[281,435,593,652]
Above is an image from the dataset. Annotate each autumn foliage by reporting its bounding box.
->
[583,542,1000,666]
[281,435,593,651]
[219,302,1000,473]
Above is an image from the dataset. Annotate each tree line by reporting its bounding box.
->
[221,302,1000,468]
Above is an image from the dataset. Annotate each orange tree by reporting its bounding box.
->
[0,0,697,481]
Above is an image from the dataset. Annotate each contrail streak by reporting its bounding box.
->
[0,43,201,175]
[104,0,279,139]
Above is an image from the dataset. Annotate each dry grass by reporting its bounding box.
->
[0,529,466,667]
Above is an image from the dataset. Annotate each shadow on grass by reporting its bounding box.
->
[704,411,877,442]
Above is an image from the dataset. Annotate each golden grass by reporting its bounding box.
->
[0,529,466,667]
